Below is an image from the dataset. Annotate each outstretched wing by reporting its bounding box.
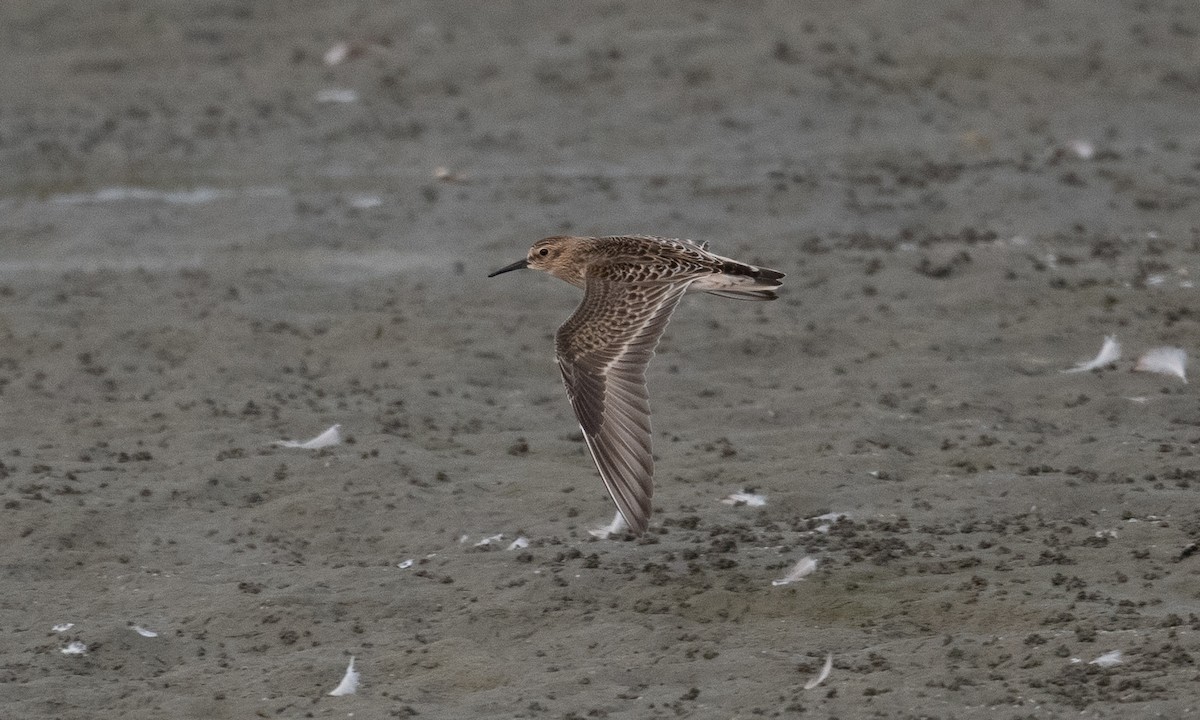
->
[555,277,690,534]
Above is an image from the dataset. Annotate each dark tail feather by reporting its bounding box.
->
[699,262,785,300]
[752,267,785,282]
[722,261,785,284]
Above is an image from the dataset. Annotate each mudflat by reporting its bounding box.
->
[1,2,1197,718]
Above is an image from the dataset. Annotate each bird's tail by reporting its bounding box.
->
[694,261,785,301]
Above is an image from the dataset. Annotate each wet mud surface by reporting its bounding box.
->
[1,2,1198,718]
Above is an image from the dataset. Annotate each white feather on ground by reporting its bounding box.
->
[61,641,87,656]
[1062,336,1120,373]
[772,556,818,586]
[133,626,158,638]
[721,491,767,507]
[323,42,350,66]
[474,533,504,547]
[276,424,342,449]
[1067,139,1096,160]
[1089,650,1123,667]
[809,511,849,534]
[328,657,360,696]
[811,512,848,522]
[589,511,628,539]
[804,653,833,690]
[1134,347,1188,383]
[315,88,359,104]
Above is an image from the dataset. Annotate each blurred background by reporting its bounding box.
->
[1,3,1197,718]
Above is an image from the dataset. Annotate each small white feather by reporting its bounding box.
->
[1089,650,1123,667]
[348,194,382,209]
[474,533,504,547]
[1068,139,1095,160]
[276,424,342,449]
[52,623,74,633]
[810,512,848,534]
[315,88,359,104]
[507,537,530,550]
[323,42,350,66]
[397,559,414,569]
[773,556,818,586]
[811,512,848,522]
[721,492,767,507]
[589,511,628,539]
[61,641,88,656]
[804,653,833,690]
[1062,335,1121,373]
[133,625,158,638]
[1134,347,1188,383]
[328,657,360,696]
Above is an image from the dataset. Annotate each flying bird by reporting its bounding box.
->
[488,235,784,534]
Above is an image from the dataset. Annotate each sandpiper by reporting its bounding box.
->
[489,235,784,535]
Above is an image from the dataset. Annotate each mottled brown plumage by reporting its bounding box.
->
[488,235,784,534]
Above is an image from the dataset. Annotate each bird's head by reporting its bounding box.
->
[487,236,578,279]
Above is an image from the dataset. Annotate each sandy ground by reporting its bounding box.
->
[2,1,1199,718]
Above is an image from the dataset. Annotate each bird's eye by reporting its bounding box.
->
[538,248,549,256]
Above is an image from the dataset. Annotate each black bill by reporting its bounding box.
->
[487,259,529,277]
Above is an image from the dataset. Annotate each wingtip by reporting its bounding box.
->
[621,510,649,536]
